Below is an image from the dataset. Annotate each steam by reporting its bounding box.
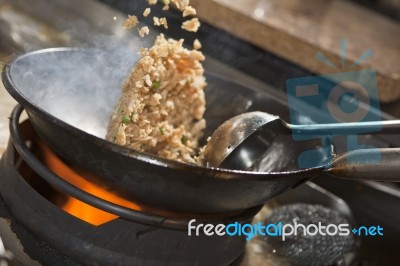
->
[1,0,173,138]
[9,20,160,138]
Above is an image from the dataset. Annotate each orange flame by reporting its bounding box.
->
[38,142,143,225]
[35,138,235,226]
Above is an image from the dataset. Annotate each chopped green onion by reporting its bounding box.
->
[181,135,188,144]
[152,81,161,89]
[121,115,130,124]
[159,127,164,135]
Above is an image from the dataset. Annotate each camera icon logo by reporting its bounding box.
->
[286,69,382,168]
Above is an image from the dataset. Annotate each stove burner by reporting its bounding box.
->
[0,105,261,265]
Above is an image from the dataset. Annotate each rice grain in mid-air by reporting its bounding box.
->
[143,8,151,17]
[138,26,150,37]
[181,18,200,32]
[123,15,139,29]
[183,6,197,17]
[193,39,202,50]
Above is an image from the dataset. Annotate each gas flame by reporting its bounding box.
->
[35,138,233,225]
[38,142,143,225]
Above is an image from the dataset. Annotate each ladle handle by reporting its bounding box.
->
[326,148,400,182]
[289,119,400,135]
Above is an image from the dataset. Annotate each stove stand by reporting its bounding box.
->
[0,107,261,266]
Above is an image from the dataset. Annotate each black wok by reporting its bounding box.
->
[3,48,328,214]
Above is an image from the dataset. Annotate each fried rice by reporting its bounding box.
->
[106,34,207,163]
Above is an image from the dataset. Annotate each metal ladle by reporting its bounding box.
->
[202,112,400,181]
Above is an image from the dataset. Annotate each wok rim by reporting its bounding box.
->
[1,47,327,181]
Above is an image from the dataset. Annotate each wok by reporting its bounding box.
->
[1,48,388,214]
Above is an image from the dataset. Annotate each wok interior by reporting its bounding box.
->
[8,49,328,172]
[9,49,134,138]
